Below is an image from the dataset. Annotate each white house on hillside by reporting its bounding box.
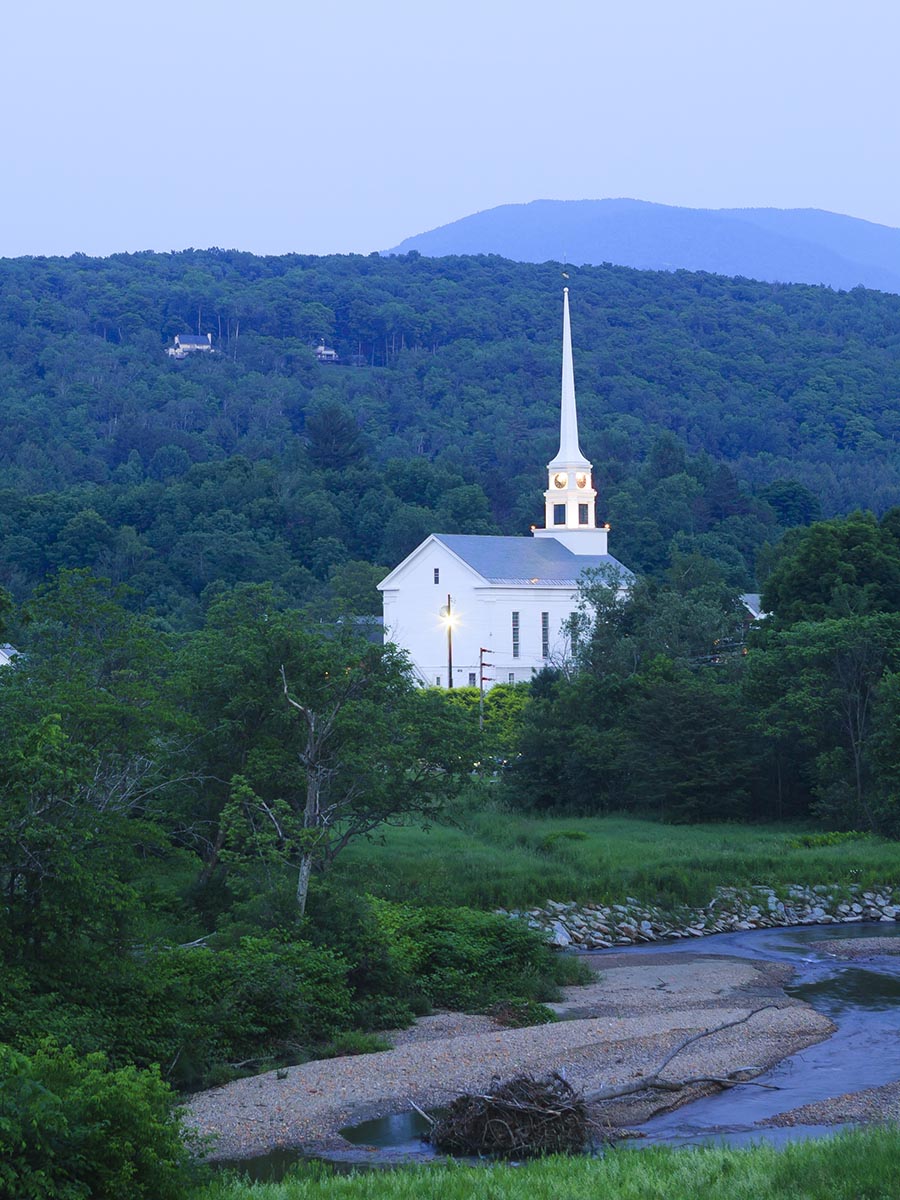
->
[378,289,632,688]
[167,333,215,359]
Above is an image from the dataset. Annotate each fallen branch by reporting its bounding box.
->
[585,1003,779,1103]
[409,1099,435,1125]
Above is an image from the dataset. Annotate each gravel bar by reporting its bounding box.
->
[766,1079,900,1127]
[186,955,833,1161]
[811,936,900,960]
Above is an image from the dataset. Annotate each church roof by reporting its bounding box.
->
[435,534,632,586]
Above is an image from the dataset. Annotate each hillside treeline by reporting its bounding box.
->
[3,249,900,621]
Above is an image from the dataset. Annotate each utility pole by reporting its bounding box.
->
[479,647,493,733]
[437,593,455,688]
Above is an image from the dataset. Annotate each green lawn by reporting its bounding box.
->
[333,792,900,910]
[200,1128,900,1200]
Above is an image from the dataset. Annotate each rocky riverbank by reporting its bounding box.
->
[501,883,900,949]
[188,954,830,1163]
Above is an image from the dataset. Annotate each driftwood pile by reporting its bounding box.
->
[419,1006,779,1158]
[427,1073,588,1157]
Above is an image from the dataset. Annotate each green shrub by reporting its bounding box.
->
[2,931,356,1094]
[304,882,419,1031]
[147,935,354,1088]
[485,998,559,1027]
[314,1031,392,1059]
[0,1041,198,1200]
[789,830,872,849]
[367,899,574,1010]
[350,994,418,1030]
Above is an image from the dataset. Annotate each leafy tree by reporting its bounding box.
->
[746,615,900,829]
[0,1042,198,1200]
[511,564,753,818]
[507,669,628,812]
[442,681,531,760]
[757,479,822,527]
[304,398,367,469]
[0,586,11,638]
[178,585,470,915]
[621,658,754,823]
[327,558,388,616]
[0,573,189,985]
[762,512,900,624]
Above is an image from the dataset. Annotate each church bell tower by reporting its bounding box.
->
[533,288,608,554]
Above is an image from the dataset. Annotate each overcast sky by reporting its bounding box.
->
[4,0,898,258]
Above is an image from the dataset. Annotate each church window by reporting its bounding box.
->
[435,676,441,686]
[511,611,520,658]
[468,672,476,686]
[578,503,589,525]
[541,612,550,658]
[553,503,566,525]
[508,672,515,684]
[433,568,440,584]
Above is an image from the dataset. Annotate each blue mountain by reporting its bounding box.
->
[387,199,900,294]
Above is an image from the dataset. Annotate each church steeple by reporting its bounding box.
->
[533,288,608,554]
[548,288,590,471]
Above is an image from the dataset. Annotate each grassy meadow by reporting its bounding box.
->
[332,789,900,911]
[201,1128,900,1200]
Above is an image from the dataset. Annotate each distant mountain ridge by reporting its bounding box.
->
[387,199,900,294]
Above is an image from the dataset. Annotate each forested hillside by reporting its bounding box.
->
[2,248,900,624]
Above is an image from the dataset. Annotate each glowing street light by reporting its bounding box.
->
[439,593,456,687]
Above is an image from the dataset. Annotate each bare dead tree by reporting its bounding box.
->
[584,1003,779,1103]
[280,663,368,915]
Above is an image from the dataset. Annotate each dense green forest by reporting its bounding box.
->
[511,507,900,832]
[3,248,900,624]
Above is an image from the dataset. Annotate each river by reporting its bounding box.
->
[220,921,900,1179]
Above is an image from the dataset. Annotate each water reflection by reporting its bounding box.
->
[793,968,900,1014]
[341,1110,436,1149]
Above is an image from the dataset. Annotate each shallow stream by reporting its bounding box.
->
[621,922,900,1149]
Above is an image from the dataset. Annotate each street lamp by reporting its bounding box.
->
[439,593,456,688]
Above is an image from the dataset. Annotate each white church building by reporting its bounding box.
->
[378,289,632,688]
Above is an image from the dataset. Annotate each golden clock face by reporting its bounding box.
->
[576,473,588,489]
[553,472,568,489]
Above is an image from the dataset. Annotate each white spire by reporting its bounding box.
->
[548,287,590,470]
[534,287,607,554]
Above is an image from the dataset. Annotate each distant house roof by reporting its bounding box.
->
[434,534,632,587]
[740,593,768,620]
[176,334,212,346]
[0,643,18,667]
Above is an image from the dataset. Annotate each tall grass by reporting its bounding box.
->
[333,789,900,910]
[200,1127,900,1200]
